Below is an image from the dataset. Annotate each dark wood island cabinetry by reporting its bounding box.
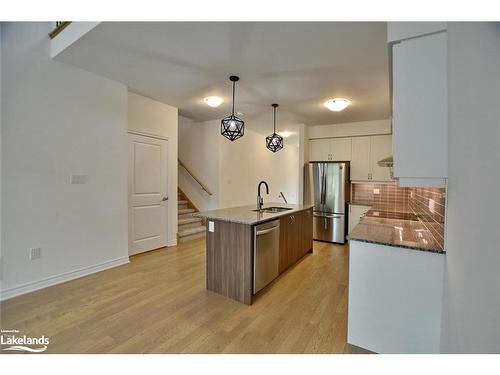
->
[197,204,313,305]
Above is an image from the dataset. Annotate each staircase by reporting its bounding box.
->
[178,190,206,242]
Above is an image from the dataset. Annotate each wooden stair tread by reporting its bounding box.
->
[178,217,202,225]
[178,208,196,215]
[178,225,206,237]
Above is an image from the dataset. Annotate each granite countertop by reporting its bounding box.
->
[348,209,445,254]
[195,203,313,225]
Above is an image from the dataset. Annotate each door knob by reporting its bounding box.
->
[162,197,168,201]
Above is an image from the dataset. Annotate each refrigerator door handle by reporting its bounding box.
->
[320,173,323,204]
[313,212,342,219]
[321,170,327,204]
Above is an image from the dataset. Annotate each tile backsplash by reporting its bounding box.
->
[352,182,446,250]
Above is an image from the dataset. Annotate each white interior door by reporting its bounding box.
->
[128,133,168,256]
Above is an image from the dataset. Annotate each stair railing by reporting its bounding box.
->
[178,159,213,196]
[49,22,71,39]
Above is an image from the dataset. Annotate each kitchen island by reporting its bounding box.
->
[196,203,313,305]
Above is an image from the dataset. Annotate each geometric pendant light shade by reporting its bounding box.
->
[221,75,245,141]
[266,103,284,152]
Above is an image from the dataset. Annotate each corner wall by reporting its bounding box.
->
[1,23,129,299]
[440,22,500,353]
[178,118,302,211]
[178,119,220,211]
[128,92,178,245]
[218,126,300,209]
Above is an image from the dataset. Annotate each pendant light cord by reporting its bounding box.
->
[232,81,235,116]
[273,106,277,133]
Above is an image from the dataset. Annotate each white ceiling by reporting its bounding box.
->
[56,22,390,125]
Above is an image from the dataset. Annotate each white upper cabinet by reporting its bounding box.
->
[392,30,448,185]
[350,135,392,182]
[330,138,352,161]
[309,139,331,161]
[351,137,371,180]
[370,135,392,181]
[309,138,352,161]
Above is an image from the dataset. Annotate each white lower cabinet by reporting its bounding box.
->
[348,204,371,234]
[348,240,445,353]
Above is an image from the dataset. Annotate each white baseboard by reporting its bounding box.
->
[167,238,177,247]
[0,256,130,301]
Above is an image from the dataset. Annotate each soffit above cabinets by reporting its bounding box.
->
[54,22,390,125]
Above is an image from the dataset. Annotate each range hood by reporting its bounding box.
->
[377,156,393,168]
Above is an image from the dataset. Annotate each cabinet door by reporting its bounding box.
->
[296,209,313,261]
[330,138,352,161]
[302,209,313,256]
[370,135,393,181]
[392,32,448,179]
[348,204,371,234]
[309,139,331,161]
[279,214,296,273]
[351,137,371,181]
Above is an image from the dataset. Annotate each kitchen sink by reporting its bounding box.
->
[253,207,293,213]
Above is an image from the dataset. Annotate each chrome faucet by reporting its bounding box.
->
[257,181,269,210]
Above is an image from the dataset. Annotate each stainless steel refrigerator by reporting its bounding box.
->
[304,162,350,243]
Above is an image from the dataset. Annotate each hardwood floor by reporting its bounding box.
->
[0,239,370,354]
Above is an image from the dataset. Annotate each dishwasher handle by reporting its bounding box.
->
[256,225,280,236]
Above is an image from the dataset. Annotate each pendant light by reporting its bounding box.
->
[266,104,284,153]
[221,75,244,141]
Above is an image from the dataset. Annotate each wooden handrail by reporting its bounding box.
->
[49,22,71,39]
[178,159,213,196]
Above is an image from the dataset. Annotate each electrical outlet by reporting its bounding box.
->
[29,247,41,260]
[429,198,436,214]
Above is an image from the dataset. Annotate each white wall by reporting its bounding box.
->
[440,23,500,353]
[178,118,301,211]
[218,127,300,209]
[1,23,129,299]
[178,119,220,211]
[128,92,178,245]
[308,119,392,139]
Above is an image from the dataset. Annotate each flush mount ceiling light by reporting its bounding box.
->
[279,131,292,138]
[204,96,224,107]
[221,76,244,141]
[266,104,284,153]
[324,98,350,112]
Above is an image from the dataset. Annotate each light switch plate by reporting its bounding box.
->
[70,175,87,184]
[208,221,214,233]
[29,247,41,260]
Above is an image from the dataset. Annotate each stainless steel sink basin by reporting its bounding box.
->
[253,207,293,213]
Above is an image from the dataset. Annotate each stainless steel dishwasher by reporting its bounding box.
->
[253,219,280,294]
